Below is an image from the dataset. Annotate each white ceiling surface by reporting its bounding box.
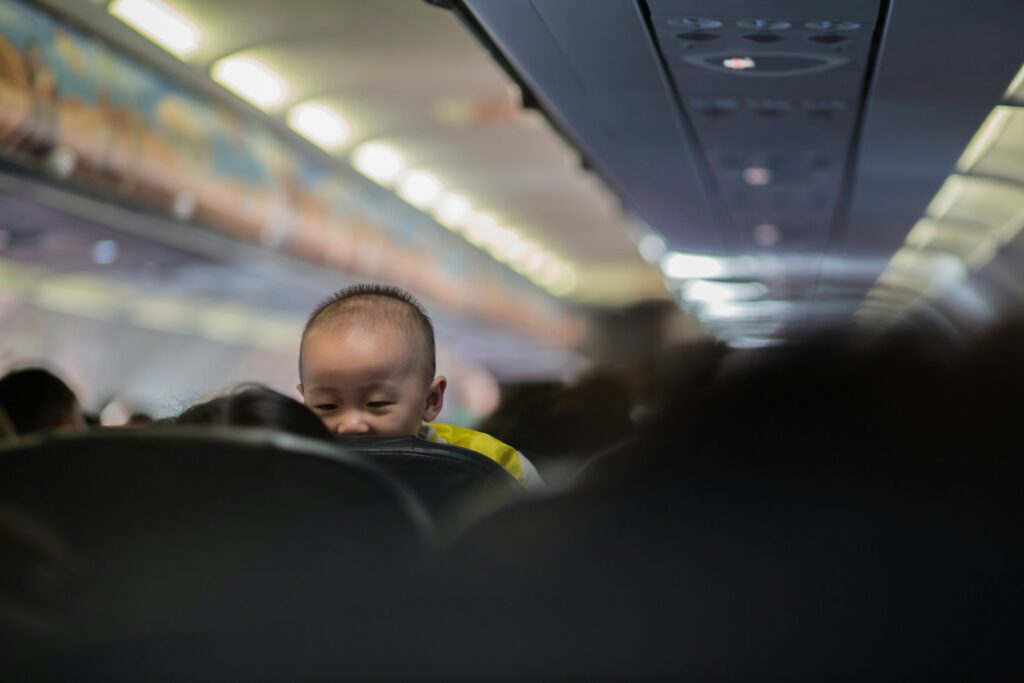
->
[159,0,665,303]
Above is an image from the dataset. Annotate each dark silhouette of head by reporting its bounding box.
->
[0,368,85,438]
[176,385,331,441]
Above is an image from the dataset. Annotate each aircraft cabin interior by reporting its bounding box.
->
[1,0,1023,679]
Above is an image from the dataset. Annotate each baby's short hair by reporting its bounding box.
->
[302,284,436,380]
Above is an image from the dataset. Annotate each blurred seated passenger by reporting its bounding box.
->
[176,385,331,441]
[475,381,562,449]
[125,412,155,428]
[952,318,1024,450]
[429,335,1017,679]
[298,283,543,489]
[0,367,86,439]
[479,369,636,486]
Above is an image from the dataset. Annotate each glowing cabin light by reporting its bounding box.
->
[926,176,964,219]
[546,264,578,296]
[435,193,471,227]
[110,0,202,58]
[638,232,667,263]
[396,170,443,207]
[351,143,405,183]
[524,250,553,274]
[742,166,773,186]
[501,232,532,262]
[34,278,124,320]
[701,302,753,319]
[957,106,1012,172]
[91,240,120,265]
[701,301,793,319]
[660,251,726,279]
[539,260,566,287]
[530,258,577,296]
[464,212,499,246]
[723,56,756,71]
[682,279,768,304]
[489,226,524,261]
[288,103,350,151]
[212,56,289,109]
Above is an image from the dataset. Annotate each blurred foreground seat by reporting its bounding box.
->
[0,428,433,675]
[336,435,524,539]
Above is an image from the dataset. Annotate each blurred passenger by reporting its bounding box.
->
[176,385,331,441]
[125,412,155,428]
[432,334,1020,679]
[298,283,542,489]
[953,318,1024,451]
[480,369,636,485]
[0,368,86,439]
[476,381,563,448]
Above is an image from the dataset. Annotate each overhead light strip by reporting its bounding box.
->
[109,0,202,58]
[211,55,290,110]
[109,0,579,300]
[858,64,1024,330]
[349,140,577,297]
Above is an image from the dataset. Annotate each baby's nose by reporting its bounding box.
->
[334,413,371,435]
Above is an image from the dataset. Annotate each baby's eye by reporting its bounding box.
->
[367,401,393,409]
[314,403,338,412]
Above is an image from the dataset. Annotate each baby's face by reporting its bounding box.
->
[298,322,444,436]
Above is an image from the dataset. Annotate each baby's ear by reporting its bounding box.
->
[296,383,305,399]
[422,376,447,423]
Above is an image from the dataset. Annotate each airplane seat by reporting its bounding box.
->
[0,427,434,655]
[406,443,1024,680]
[334,435,524,539]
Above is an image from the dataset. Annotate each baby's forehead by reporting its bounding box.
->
[304,317,429,371]
[311,313,418,349]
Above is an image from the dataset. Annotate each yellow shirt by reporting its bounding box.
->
[421,422,543,489]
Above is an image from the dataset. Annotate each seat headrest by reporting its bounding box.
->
[0,427,435,636]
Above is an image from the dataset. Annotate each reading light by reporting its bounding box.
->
[435,193,471,227]
[742,166,773,186]
[524,250,552,274]
[288,103,350,151]
[110,0,202,58]
[464,212,499,246]
[212,56,289,109]
[500,232,533,262]
[351,143,405,183]
[489,227,533,264]
[396,170,442,207]
[723,56,756,70]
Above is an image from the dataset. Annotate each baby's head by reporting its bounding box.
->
[298,284,446,436]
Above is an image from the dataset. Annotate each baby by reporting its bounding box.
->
[298,284,542,489]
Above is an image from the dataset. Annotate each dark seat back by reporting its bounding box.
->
[335,435,523,537]
[0,428,433,645]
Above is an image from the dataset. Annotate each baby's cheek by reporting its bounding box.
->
[371,413,409,437]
